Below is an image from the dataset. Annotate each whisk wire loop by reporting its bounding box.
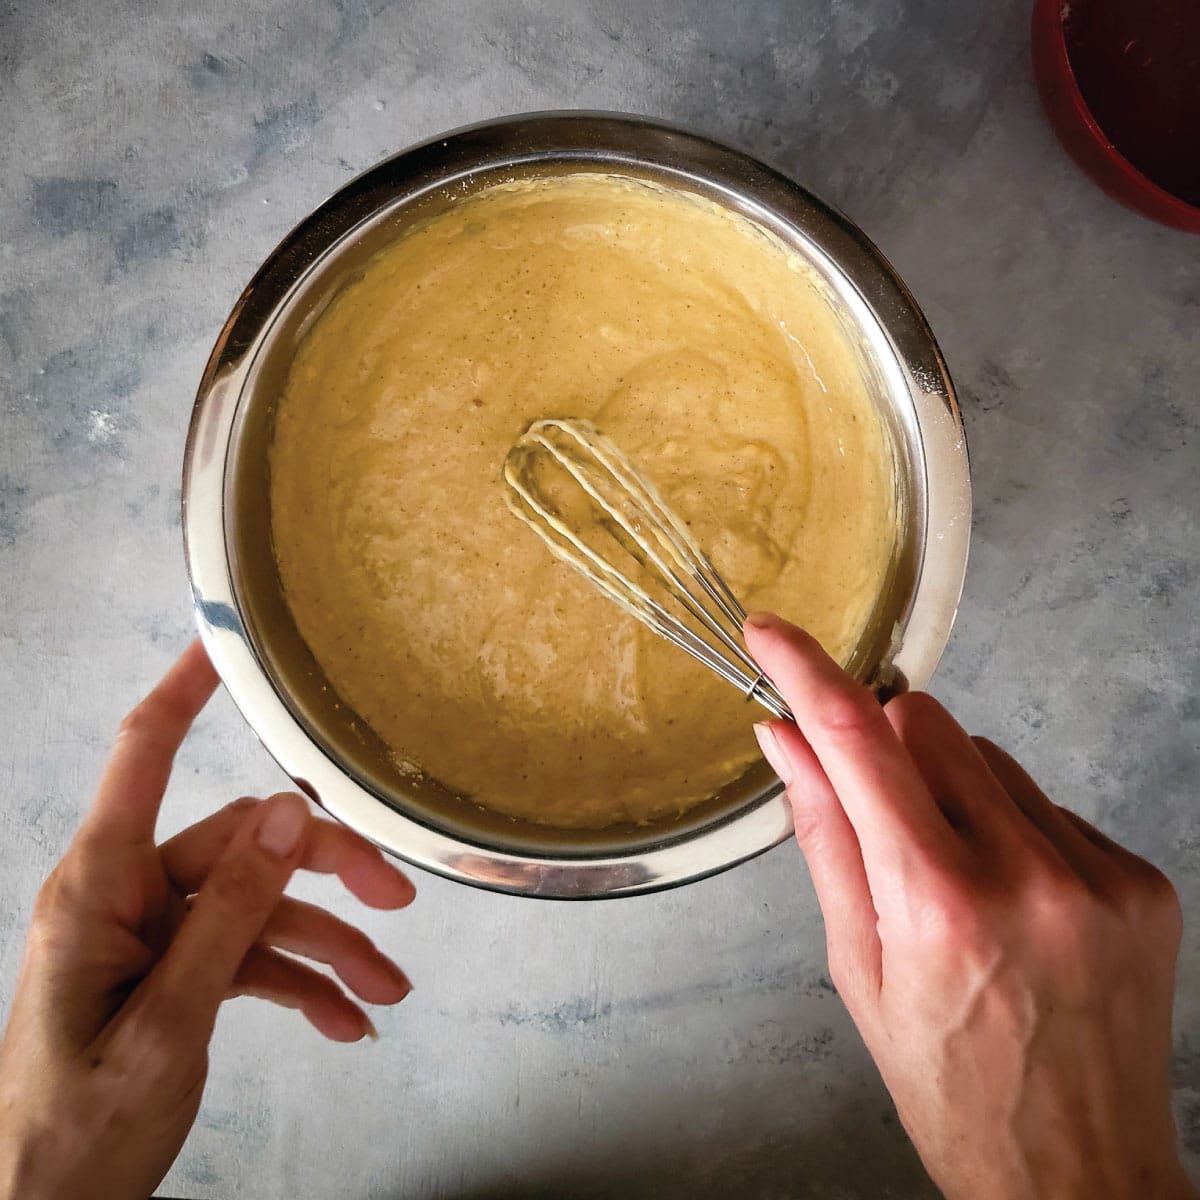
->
[503,418,793,723]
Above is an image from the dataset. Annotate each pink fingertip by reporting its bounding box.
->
[744,610,781,630]
[350,857,417,909]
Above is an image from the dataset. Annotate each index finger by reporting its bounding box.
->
[160,798,417,909]
[84,639,220,844]
[744,612,954,877]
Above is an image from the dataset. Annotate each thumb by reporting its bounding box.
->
[135,792,310,1044]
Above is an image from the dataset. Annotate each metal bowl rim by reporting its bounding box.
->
[182,109,971,899]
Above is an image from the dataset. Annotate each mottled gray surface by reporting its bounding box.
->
[2,1,1198,1197]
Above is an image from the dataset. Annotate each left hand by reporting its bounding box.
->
[0,640,417,1200]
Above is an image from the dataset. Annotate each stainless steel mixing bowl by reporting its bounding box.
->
[182,112,970,899]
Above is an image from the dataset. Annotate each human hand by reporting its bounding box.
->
[745,612,1194,1200]
[0,641,416,1200]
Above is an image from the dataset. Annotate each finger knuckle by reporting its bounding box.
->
[790,802,825,849]
[1134,857,1178,902]
[1122,862,1183,934]
[824,946,857,998]
[909,864,999,954]
[116,702,154,740]
[1022,864,1097,939]
[136,995,196,1060]
[33,862,67,916]
[33,854,86,920]
[1156,884,1184,943]
[885,691,944,728]
[310,971,349,1006]
[224,796,260,818]
[813,688,885,744]
[115,703,169,755]
[207,854,274,915]
[340,922,378,959]
[128,1014,211,1096]
[924,889,987,955]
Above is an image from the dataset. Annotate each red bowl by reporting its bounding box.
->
[1032,0,1200,232]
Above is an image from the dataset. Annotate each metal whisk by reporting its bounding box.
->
[502,417,793,721]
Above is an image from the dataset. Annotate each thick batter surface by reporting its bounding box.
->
[270,173,898,829]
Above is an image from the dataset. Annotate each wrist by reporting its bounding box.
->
[0,1092,84,1200]
[1025,1159,1195,1200]
[0,1127,48,1200]
[930,1138,1197,1200]
[1155,1162,1199,1200]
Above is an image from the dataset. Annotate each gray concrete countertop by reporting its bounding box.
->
[2,2,1198,1197]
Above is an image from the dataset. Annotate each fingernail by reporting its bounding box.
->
[754,722,793,787]
[744,610,778,629]
[256,795,307,857]
[385,959,413,1001]
[363,1016,380,1042]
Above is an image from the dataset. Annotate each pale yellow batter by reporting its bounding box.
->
[270,173,898,829]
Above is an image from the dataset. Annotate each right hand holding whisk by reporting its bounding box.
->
[744,610,1194,1200]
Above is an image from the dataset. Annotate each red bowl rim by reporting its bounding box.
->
[1033,0,1200,231]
